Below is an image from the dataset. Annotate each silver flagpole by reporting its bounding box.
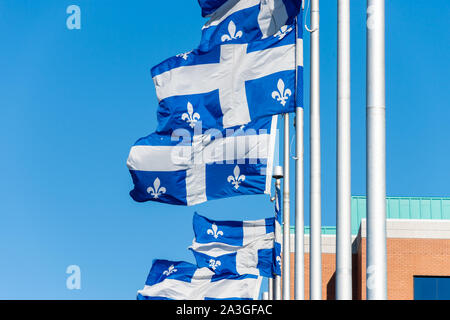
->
[273,171,282,300]
[283,114,291,300]
[268,277,273,300]
[309,0,322,300]
[366,0,387,300]
[295,110,304,300]
[294,2,305,301]
[336,0,352,300]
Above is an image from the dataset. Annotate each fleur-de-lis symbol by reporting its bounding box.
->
[207,223,224,239]
[162,265,177,276]
[209,259,221,271]
[227,165,246,189]
[147,177,166,199]
[271,79,292,106]
[274,25,293,40]
[221,20,243,42]
[181,102,200,128]
[276,256,281,265]
[176,50,192,60]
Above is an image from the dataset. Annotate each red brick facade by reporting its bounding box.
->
[288,237,450,300]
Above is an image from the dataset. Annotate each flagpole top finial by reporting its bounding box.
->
[272,165,284,179]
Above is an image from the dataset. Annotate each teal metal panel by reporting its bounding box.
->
[399,199,410,219]
[420,199,432,219]
[431,199,442,219]
[389,198,400,219]
[410,199,420,219]
[290,226,337,235]
[290,196,450,235]
[443,200,450,219]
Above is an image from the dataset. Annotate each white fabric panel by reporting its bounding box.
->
[258,0,289,38]
[203,0,261,29]
[190,232,275,257]
[265,115,278,194]
[126,145,191,171]
[296,38,303,67]
[275,220,282,244]
[235,235,276,275]
[243,219,269,245]
[137,267,262,300]
[128,133,271,172]
[202,133,270,164]
[186,136,207,205]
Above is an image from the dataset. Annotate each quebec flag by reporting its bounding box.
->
[198,0,302,52]
[189,213,281,277]
[127,115,278,206]
[127,0,303,205]
[137,260,262,300]
[153,0,303,130]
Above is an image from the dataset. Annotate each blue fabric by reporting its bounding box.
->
[197,0,229,17]
[190,249,238,274]
[198,4,262,52]
[273,241,281,275]
[152,28,297,121]
[137,294,173,300]
[129,170,188,205]
[144,260,198,286]
[275,186,281,223]
[128,115,275,206]
[192,213,280,277]
[128,1,304,206]
[193,212,244,246]
[257,248,273,277]
[296,5,304,109]
[211,272,258,282]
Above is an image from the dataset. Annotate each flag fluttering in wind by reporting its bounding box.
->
[137,260,262,300]
[198,0,301,52]
[127,0,303,206]
[189,213,281,277]
[153,33,296,130]
[127,115,277,206]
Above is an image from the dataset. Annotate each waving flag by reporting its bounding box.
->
[127,115,277,206]
[137,260,262,300]
[128,0,304,205]
[189,213,281,277]
[198,0,301,52]
[153,30,297,130]
[197,0,228,17]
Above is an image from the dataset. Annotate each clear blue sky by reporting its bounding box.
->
[0,1,449,299]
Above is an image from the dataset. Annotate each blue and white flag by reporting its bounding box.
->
[137,259,262,300]
[127,115,278,206]
[198,0,301,52]
[153,31,297,130]
[128,1,304,205]
[189,213,281,277]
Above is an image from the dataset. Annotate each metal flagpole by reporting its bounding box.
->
[294,5,305,300]
[366,0,387,300]
[309,0,322,300]
[268,277,273,300]
[283,115,291,300]
[294,110,304,301]
[336,0,352,300]
[273,170,283,300]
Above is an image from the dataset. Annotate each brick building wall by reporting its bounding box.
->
[288,219,450,300]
